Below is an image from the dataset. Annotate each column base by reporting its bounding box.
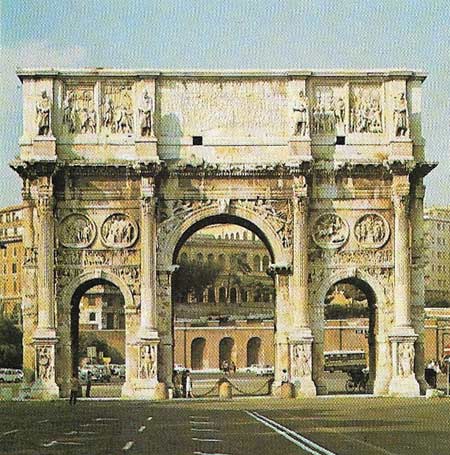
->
[292,378,316,397]
[121,379,167,400]
[29,379,60,400]
[388,375,420,397]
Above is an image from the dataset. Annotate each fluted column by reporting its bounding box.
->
[289,177,316,396]
[392,192,412,330]
[36,179,56,335]
[139,179,158,339]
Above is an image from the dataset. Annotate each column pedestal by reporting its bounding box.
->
[122,340,165,400]
[289,335,316,397]
[30,338,59,400]
[388,334,420,397]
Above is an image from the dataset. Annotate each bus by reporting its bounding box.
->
[324,350,367,373]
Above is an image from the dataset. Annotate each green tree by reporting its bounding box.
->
[0,317,23,368]
[172,258,223,303]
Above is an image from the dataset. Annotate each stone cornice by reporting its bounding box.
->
[10,159,57,179]
[16,68,428,81]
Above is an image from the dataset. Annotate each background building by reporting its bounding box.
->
[424,206,450,305]
[0,205,23,324]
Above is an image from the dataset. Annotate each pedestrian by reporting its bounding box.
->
[281,369,290,384]
[181,369,188,398]
[85,372,92,398]
[185,371,193,398]
[70,376,79,405]
[173,371,182,398]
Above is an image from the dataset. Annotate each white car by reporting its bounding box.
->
[245,364,274,376]
[0,368,23,383]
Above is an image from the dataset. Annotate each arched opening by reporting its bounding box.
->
[219,337,235,367]
[171,217,276,388]
[247,337,262,366]
[323,277,377,394]
[70,279,126,397]
[191,338,206,370]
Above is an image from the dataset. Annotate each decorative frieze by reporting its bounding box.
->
[309,248,393,266]
[57,248,140,267]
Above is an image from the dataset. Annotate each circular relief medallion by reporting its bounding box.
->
[101,213,138,248]
[312,213,349,249]
[59,213,96,248]
[354,213,390,248]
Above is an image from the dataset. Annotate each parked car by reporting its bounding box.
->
[174,364,188,373]
[255,365,274,376]
[0,368,23,383]
[90,366,111,383]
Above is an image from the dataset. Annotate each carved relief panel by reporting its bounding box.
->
[59,214,96,248]
[310,85,347,135]
[101,214,139,248]
[354,213,390,248]
[349,85,383,133]
[62,83,96,134]
[101,82,134,133]
[312,213,349,249]
[138,344,157,380]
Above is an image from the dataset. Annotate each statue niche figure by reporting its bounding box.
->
[36,90,51,135]
[139,89,153,136]
[293,91,309,137]
[393,92,409,137]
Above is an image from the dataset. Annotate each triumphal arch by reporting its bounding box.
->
[12,68,435,399]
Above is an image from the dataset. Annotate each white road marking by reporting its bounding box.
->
[190,416,209,419]
[95,418,119,421]
[138,426,146,433]
[147,416,153,421]
[191,421,213,425]
[192,428,219,432]
[1,429,19,437]
[334,432,400,455]
[193,452,230,455]
[192,437,222,442]
[42,441,83,447]
[122,441,134,451]
[246,411,337,455]
[64,431,96,435]
[37,419,49,423]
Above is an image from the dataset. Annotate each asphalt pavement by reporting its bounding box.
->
[1,397,450,455]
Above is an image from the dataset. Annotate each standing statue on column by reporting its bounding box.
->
[139,89,153,136]
[393,92,409,137]
[293,91,309,137]
[36,90,51,135]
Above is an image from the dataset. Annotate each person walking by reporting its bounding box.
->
[281,369,290,384]
[70,376,79,405]
[173,371,182,398]
[181,370,188,398]
[185,371,193,398]
[85,372,92,398]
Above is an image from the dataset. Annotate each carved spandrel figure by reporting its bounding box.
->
[139,89,153,136]
[398,343,414,377]
[393,92,409,136]
[36,90,51,135]
[293,91,309,137]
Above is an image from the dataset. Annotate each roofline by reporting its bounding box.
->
[16,67,428,81]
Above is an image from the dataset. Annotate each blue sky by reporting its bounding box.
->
[1,0,449,206]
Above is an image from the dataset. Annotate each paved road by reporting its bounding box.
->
[1,397,450,455]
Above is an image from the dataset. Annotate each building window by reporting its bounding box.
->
[12,263,17,274]
[192,136,203,145]
[89,312,96,322]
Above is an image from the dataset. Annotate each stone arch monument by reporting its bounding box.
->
[12,69,435,399]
